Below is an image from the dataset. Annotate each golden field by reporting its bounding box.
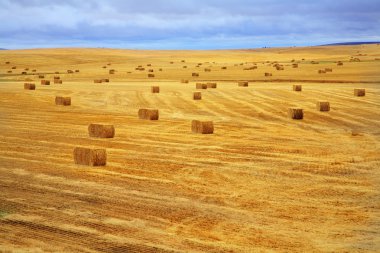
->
[0,44,380,252]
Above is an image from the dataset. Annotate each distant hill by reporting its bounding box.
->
[322,42,380,46]
[0,48,7,50]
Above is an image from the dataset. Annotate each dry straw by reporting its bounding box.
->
[191,120,214,134]
[88,124,115,138]
[41,80,50,85]
[138,109,159,120]
[207,83,217,88]
[148,73,155,78]
[288,108,303,119]
[196,83,207,89]
[73,147,106,166]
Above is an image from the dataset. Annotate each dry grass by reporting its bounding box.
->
[0,44,380,252]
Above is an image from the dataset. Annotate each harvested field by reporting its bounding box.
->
[0,45,380,252]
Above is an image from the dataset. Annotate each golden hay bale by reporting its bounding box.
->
[5,61,10,64]
[101,78,109,83]
[325,68,333,72]
[21,71,27,75]
[207,82,217,88]
[54,79,63,84]
[181,60,186,63]
[75,70,80,73]
[102,66,107,69]
[192,73,200,77]
[109,69,115,74]
[311,61,319,64]
[193,92,202,100]
[148,69,154,72]
[147,64,152,66]
[24,83,35,90]
[32,69,37,72]
[204,68,211,72]
[38,75,44,79]
[293,85,302,91]
[318,70,326,74]
[354,88,365,96]
[148,73,155,78]
[316,101,330,111]
[55,96,71,106]
[11,66,16,69]
[25,68,29,71]
[337,61,343,66]
[264,72,272,76]
[288,108,303,119]
[191,120,214,134]
[238,81,248,87]
[41,80,50,85]
[55,71,60,74]
[54,76,60,80]
[107,63,111,66]
[73,147,106,166]
[138,109,159,120]
[196,83,207,89]
[292,63,298,68]
[151,86,160,93]
[7,70,12,73]
[94,79,102,83]
[221,66,227,69]
[159,68,163,71]
[88,124,115,138]
[183,66,187,68]
[67,70,74,73]
[181,79,189,83]
[244,66,257,70]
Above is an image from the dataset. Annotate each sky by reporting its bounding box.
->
[0,0,379,50]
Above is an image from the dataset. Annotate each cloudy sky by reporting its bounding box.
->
[0,0,379,49]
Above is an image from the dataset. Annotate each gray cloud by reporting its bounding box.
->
[0,0,379,49]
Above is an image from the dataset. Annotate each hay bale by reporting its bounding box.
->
[159,68,163,71]
[138,109,159,120]
[207,83,217,88]
[25,68,29,71]
[41,80,50,85]
[238,81,248,87]
[193,92,202,100]
[265,72,272,76]
[325,68,333,72]
[73,147,106,166]
[11,66,16,69]
[288,108,303,120]
[196,83,207,89]
[24,83,35,90]
[221,66,227,70]
[170,61,174,64]
[102,66,107,68]
[181,79,189,83]
[183,66,187,68]
[109,69,115,74]
[181,60,186,63]
[293,85,302,91]
[54,79,63,84]
[55,96,71,106]
[7,71,12,73]
[148,74,155,78]
[316,101,330,111]
[55,71,60,74]
[151,86,160,93]
[88,124,115,138]
[204,68,211,72]
[311,61,319,64]
[5,61,10,64]
[318,70,326,74]
[337,61,343,66]
[32,69,37,72]
[292,63,298,68]
[21,71,27,75]
[192,73,200,77]
[147,64,152,66]
[75,70,80,73]
[94,79,102,83]
[38,75,44,79]
[54,76,60,80]
[67,70,74,73]
[354,89,365,97]
[101,78,109,83]
[107,63,111,66]
[148,69,154,72]
[191,120,214,134]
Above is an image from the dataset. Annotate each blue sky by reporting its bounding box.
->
[0,0,379,49]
